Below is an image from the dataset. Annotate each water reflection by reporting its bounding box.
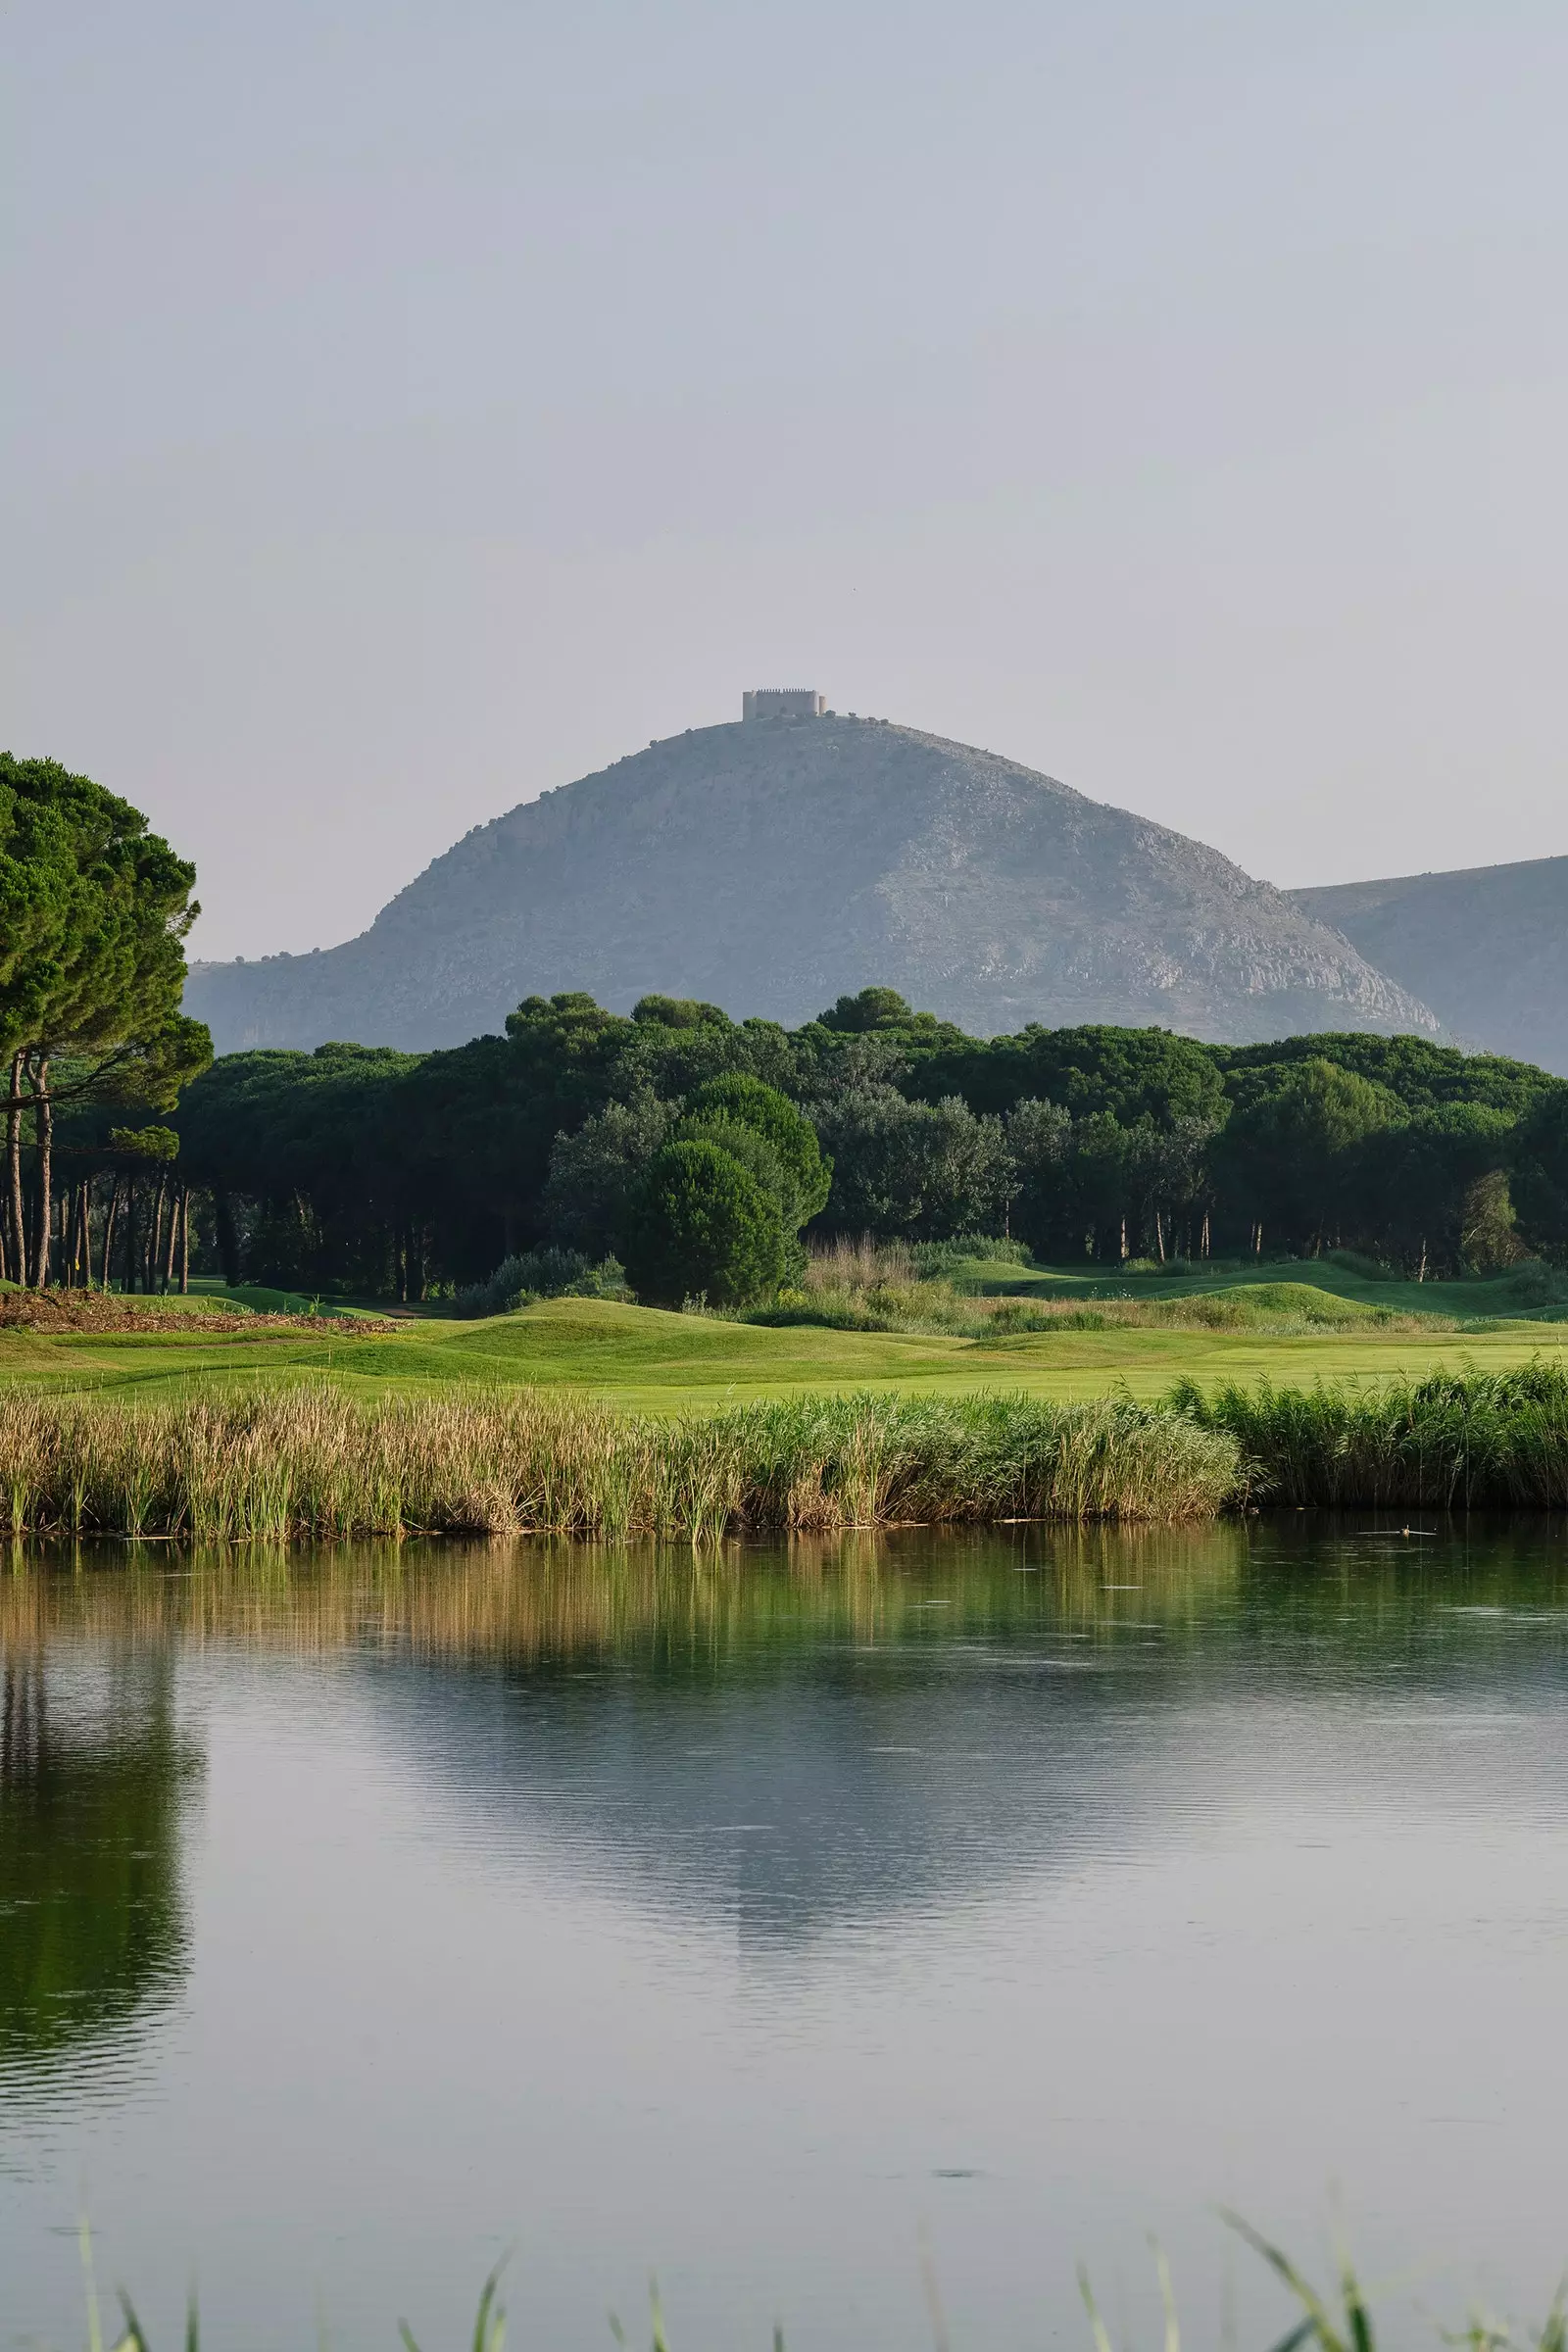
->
[0,1524,1251,1664]
[2,1527,1567,2352]
[2,1524,1564,1974]
[0,1633,198,2105]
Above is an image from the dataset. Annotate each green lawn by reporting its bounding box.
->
[956,1252,1568,1321]
[3,1282,1565,1409]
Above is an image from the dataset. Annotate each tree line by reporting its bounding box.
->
[150,984,1568,1303]
[9,749,1568,1307]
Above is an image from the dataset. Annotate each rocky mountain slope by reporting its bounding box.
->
[1292,856,1568,1075]
[187,716,1442,1054]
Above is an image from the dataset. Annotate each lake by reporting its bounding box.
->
[2,1524,1566,2352]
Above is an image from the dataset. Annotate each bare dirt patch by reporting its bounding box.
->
[0,1290,400,1337]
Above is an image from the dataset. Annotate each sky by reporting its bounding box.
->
[7,0,1568,962]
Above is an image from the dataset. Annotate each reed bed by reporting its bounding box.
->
[0,1385,1240,1542]
[1173,1355,1568,1509]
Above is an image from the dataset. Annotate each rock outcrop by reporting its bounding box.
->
[187,717,1442,1053]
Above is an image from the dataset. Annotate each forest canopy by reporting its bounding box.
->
[137,983,1568,1302]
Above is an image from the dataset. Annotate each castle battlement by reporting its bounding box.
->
[742,688,826,720]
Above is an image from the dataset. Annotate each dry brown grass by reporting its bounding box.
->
[0,1384,1241,1542]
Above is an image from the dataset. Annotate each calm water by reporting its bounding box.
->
[3,1525,1568,2351]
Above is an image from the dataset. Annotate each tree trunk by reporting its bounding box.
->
[1153,1208,1165,1262]
[179,1187,190,1294]
[31,1057,51,1289]
[163,1183,180,1291]
[79,1180,93,1289]
[7,1052,25,1292]
[122,1180,138,1294]
[101,1180,121,1290]
[149,1176,168,1293]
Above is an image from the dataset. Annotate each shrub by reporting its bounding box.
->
[452,1250,627,1318]
[1325,1248,1396,1281]
[909,1234,1032,1275]
[1499,1256,1568,1310]
[624,1141,786,1308]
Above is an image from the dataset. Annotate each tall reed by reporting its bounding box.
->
[0,1386,1240,1543]
[1172,1354,1568,1509]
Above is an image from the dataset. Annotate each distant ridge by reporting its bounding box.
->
[187,716,1442,1054]
[1291,855,1568,1076]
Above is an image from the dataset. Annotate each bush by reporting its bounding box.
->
[624,1141,785,1308]
[1325,1248,1396,1281]
[1499,1256,1568,1310]
[452,1249,627,1318]
[909,1234,1032,1275]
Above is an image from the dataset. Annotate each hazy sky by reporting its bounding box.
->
[8,0,1568,961]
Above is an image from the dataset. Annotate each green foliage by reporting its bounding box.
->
[1212,1029,1560,1117]
[687,1073,832,1222]
[912,1022,1228,1126]
[1173,1355,1568,1507]
[813,1087,1010,1239]
[1459,1169,1522,1273]
[452,1249,628,1318]
[1213,1059,1399,1248]
[0,753,210,1288]
[909,1234,1033,1273]
[816,986,917,1033]
[624,1140,786,1307]
[107,1123,179,1163]
[0,753,202,1071]
[161,983,1568,1301]
[542,1093,677,1258]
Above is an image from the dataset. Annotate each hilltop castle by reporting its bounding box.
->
[742,688,825,719]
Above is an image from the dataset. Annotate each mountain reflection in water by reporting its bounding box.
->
[1,1525,1566,2352]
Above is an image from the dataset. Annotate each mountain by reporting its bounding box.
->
[1290,855,1568,1076]
[186,715,1442,1054]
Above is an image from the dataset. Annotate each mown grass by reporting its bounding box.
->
[751,1241,1439,1339]
[0,1384,1241,1542]
[4,1292,1566,1412]
[960,1248,1568,1325]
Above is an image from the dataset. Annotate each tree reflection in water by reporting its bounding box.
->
[0,1631,198,2098]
